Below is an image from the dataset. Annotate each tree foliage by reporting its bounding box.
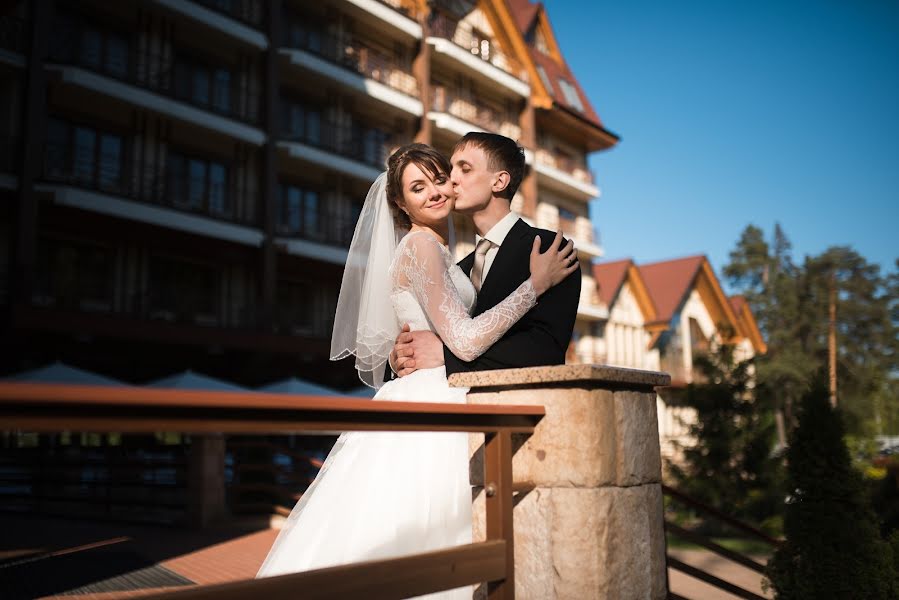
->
[766,381,897,599]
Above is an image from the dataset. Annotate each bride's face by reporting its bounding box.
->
[400,162,455,227]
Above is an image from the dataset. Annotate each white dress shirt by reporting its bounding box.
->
[475,211,520,284]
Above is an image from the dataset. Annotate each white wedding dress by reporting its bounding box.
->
[256,231,537,598]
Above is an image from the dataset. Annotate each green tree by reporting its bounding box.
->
[667,339,782,525]
[766,380,897,599]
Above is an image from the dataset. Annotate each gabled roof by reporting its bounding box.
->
[638,256,707,325]
[593,259,632,307]
[505,0,617,144]
[593,259,660,327]
[729,295,768,354]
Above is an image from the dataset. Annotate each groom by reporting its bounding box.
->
[388,132,581,379]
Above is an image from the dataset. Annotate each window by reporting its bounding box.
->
[44,117,125,193]
[281,99,321,145]
[148,256,219,325]
[559,80,584,112]
[278,183,322,240]
[276,280,336,337]
[174,57,234,117]
[536,65,553,92]
[167,152,231,218]
[34,238,115,312]
[50,12,130,79]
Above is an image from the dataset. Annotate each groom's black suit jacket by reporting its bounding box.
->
[443,218,581,375]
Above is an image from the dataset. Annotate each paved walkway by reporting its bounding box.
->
[668,548,774,599]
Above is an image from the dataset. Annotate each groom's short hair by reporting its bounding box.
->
[453,132,525,201]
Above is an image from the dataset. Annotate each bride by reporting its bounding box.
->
[256,143,577,595]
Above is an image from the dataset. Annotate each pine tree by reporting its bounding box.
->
[766,380,897,599]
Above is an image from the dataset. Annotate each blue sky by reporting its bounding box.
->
[547,0,899,283]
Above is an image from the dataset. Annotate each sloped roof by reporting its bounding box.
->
[593,259,632,307]
[147,370,246,391]
[729,295,768,354]
[506,0,606,130]
[638,256,706,324]
[6,361,128,386]
[258,377,337,396]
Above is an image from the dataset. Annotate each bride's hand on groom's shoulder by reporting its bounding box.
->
[529,231,578,296]
[390,324,444,377]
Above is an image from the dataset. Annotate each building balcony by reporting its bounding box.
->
[534,148,599,200]
[150,0,268,49]
[39,146,264,246]
[577,297,609,322]
[339,0,422,39]
[274,207,357,267]
[280,26,421,116]
[427,12,529,97]
[558,216,603,259]
[277,119,387,184]
[46,34,265,144]
[429,86,521,139]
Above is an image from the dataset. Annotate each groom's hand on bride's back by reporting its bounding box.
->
[389,324,445,377]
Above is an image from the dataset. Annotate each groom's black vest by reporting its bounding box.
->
[444,218,581,375]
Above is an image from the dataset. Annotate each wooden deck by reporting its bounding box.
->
[0,513,278,599]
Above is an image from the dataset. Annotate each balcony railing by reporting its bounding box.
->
[275,207,358,249]
[41,144,260,227]
[280,118,390,171]
[193,0,264,28]
[48,38,262,125]
[0,14,26,55]
[535,148,595,185]
[428,12,526,81]
[431,85,521,138]
[376,0,418,19]
[283,26,418,97]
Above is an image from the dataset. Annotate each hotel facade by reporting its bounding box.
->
[1,0,617,387]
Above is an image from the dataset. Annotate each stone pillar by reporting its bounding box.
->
[450,365,670,600]
[187,434,227,527]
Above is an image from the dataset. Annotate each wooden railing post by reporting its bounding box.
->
[484,429,514,600]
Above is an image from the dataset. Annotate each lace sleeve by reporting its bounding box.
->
[393,232,537,362]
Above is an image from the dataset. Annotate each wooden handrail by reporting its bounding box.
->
[1,381,538,598]
[0,382,544,434]
[140,541,506,600]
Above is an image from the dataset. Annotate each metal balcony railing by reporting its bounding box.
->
[431,85,521,138]
[41,144,261,227]
[428,12,526,82]
[535,148,595,185]
[284,26,419,97]
[48,35,262,125]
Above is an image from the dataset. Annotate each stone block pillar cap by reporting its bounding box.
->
[448,364,671,391]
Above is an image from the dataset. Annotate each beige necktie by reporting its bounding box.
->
[470,238,493,293]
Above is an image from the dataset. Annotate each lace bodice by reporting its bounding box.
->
[389,230,537,362]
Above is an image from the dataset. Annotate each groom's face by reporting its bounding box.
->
[450,143,497,214]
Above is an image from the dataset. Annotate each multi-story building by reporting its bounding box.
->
[0,0,617,388]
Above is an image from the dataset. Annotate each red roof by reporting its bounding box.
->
[638,256,706,324]
[508,0,540,32]
[729,295,747,316]
[593,259,632,307]
[505,0,605,129]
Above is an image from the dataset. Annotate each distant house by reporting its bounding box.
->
[593,255,767,460]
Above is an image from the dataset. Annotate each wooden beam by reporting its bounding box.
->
[0,383,544,434]
[141,541,506,600]
[484,429,515,599]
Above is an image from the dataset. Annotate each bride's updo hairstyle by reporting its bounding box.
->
[386,143,452,230]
